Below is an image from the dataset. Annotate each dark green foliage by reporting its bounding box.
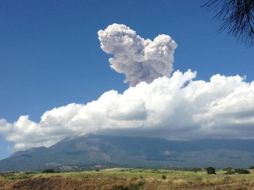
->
[161,175,166,179]
[42,169,56,173]
[112,185,129,190]
[206,167,216,174]
[235,168,250,174]
[112,182,144,190]
[249,166,254,169]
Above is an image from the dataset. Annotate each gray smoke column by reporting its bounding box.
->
[98,24,177,86]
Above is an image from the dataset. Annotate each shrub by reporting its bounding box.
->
[112,182,144,190]
[235,169,250,174]
[162,175,166,179]
[112,185,129,190]
[249,166,254,169]
[206,167,216,174]
[42,169,56,173]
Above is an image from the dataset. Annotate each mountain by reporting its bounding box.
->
[0,134,254,171]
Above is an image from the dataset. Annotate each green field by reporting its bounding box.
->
[1,168,254,190]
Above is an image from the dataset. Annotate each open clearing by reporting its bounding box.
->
[1,168,254,190]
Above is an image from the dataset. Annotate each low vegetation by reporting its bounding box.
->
[206,167,216,174]
[0,168,254,190]
[42,169,58,173]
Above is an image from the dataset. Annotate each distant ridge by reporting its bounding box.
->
[0,135,254,171]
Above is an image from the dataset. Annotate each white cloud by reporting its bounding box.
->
[1,70,254,151]
[0,24,254,151]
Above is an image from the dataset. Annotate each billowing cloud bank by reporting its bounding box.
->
[1,24,254,151]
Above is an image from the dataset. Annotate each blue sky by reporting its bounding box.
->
[0,0,254,159]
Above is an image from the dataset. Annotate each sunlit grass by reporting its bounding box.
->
[1,168,254,190]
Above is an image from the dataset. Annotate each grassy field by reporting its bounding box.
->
[0,168,254,190]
